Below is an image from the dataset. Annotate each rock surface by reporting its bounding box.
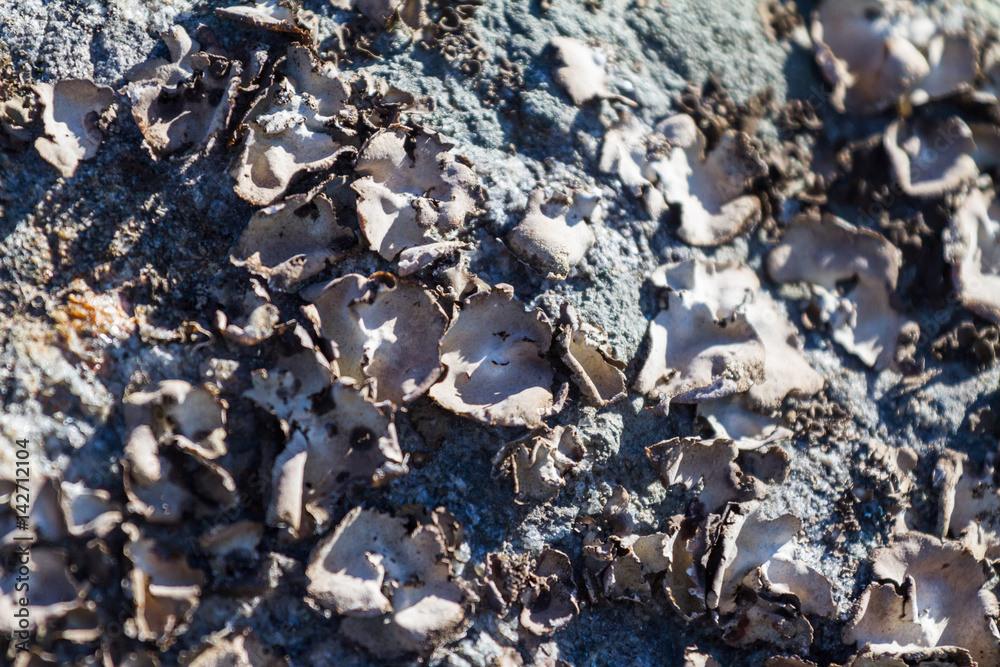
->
[2,1,1000,666]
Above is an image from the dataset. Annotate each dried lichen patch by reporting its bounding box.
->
[216,1,318,42]
[811,0,977,113]
[581,498,831,635]
[646,437,787,512]
[122,381,236,524]
[646,260,821,421]
[768,213,918,370]
[183,628,280,667]
[599,110,655,197]
[884,116,978,198]
[0,548,88,636]
[556,303,627,407]
[494,426,586,504]
[0,94,34,151]
[946,189,1000,324]
[34,79,114,178]
[123,523,205,646]
[429,283,554,427]
[302,272,447,406]
[353,126,479,261]
[507,189,599,280]
[647,114,766,246]
[550,37,621,107]
[483,547,579,636]
[933,449,1000,560]
[231,45,354,205]
[635,260,766,414]
[126,26,246,159]
[247,346,406,537]
[230,188,354,291]
[306,507,476,660]
[844,532,1000,665]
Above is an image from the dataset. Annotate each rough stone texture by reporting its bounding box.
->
[2,1,1000,666]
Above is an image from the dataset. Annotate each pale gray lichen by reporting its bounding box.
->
[231,45,354,205]
[768,213,919,370]
[230,185,355,291]
[306,506,477,660]
[507,188,600,280]
[353,126,479,263]
[946,189,1000,324]
[812,0,977,113]
[302,272,448,406]
[843,532,1000,665]
[429,283,556,428]
[126,26,248,159]
[33,79,114,178]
